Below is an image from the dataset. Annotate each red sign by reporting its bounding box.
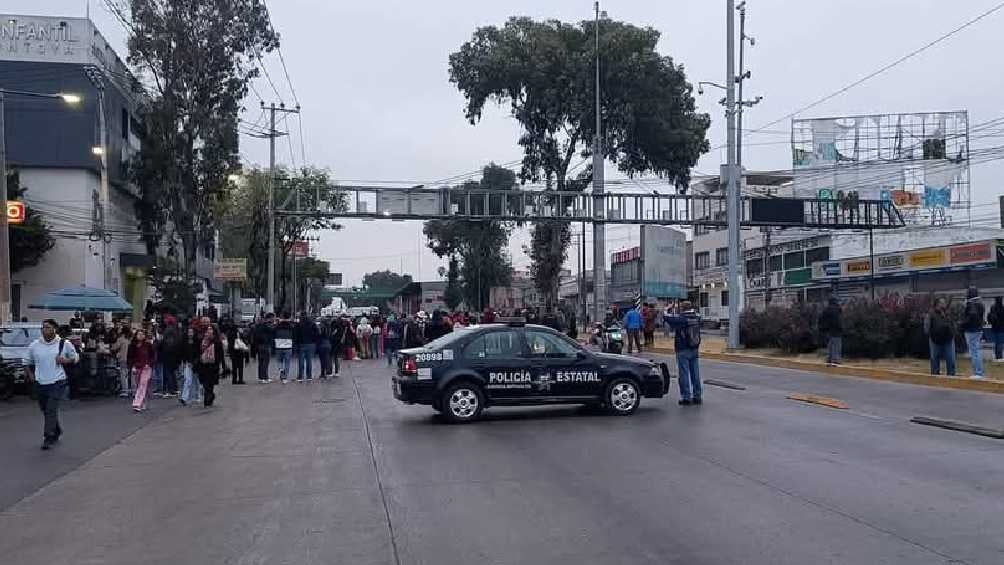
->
[6,201,25,224]
[950,242,993,265]
[291,241,310,257]
[612,246,641,264]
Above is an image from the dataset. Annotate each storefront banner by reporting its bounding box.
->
[949,242,992,265]
[812,261,842,280]
[875,253,906,273]
[909,248,947,269]
[843,260,872,276]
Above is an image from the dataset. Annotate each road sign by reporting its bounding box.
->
[214,258,248,282]
[6,201,25,224]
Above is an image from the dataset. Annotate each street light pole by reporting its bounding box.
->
[725,0,741,350]
[591,1,607,325]
[0,89,81,323]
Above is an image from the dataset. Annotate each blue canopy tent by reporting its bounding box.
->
[28,287,134,313]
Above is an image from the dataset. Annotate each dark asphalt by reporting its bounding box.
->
[0,356,1002,565]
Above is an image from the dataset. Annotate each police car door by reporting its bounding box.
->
[461,329,532,400]
[523,329,601,398]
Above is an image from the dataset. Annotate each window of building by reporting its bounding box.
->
[746,259,763,276]
[695,252,710,270]
[121,108,129,140]
[805,247,830,265]
[769,255,783,272]
[721,290,729,307]
[784,251,805,270]
[699,292,709,308]
[715,247,729,267]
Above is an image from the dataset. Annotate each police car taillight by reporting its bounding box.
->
[402,356,418,376]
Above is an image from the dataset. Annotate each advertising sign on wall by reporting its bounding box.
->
[875,253,906,273]
[811,261,842,280]
[213,259,247,282]
[949,242,992,265]
[640,226,687,298]
[844,260,871,276]
[909,249,947,269]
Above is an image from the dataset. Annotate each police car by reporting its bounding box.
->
[392,320,671,423]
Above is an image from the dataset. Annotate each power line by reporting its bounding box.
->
[744,1,1004,137]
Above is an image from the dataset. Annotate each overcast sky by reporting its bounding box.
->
[10,0,1004,286]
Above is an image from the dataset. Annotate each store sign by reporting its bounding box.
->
[909,249,947,269]
[641,226,686,298]
[745,235,828,260]
[0,16,92,64]
[611,246,640,264]
[291,241,310,257]
[876,253,906,273]
[811,261,842,280]
[214,259,247,282]
[949,242,992,265]
[784,268,813,286]
[6,200,25,224]
[844,260,871,276]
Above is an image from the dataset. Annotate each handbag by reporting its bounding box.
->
[234,337,249,352]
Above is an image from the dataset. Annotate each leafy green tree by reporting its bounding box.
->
[6,170,55,274]
[449,17,710,304]
[424,164,515,310]
[363,270,413,292]
[122,0,278,267]
[217,169,270,298]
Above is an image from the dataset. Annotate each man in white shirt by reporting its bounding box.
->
[24,319,79,450]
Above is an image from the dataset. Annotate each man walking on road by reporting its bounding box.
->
[274,313,295,383]
[819,298,843,366]
[961,286,986,379]
[24,319,79,450]
[926,297,957,377]
[988,296,1004,362]
[623,306,643,354]
[666,302,702,406]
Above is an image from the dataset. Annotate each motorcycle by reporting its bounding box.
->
[591,322,624,355]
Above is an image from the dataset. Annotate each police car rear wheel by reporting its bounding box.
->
[606,378,640,415]
[442,383,484,423]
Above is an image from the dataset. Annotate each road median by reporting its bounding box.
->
[650,344,1004,395]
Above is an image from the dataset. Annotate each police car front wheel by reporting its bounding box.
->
[606,378,640,415]
[441,382,484,423]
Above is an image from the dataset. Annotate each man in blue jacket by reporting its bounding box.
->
[623,306,643,354]
[666,302,703,406]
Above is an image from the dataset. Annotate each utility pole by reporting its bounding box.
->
[725,0,740,350]
[592,1,608,324]
[260,101,299,314]
[85,66,111,291]
[0,91,9,323]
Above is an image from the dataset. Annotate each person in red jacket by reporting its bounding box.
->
[128,329,157,412]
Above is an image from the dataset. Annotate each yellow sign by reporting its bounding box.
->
[909,249,947,269]
[845,260,871,275]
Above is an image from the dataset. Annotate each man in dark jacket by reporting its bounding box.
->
[159,319,182,397]
[818,298,843,366]
[296,314,320,382]
[960,286,985,379]
[666,302,703,406]
[988,297,1004,362]
[252,313,275,383]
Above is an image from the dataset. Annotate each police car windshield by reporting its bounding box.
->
[423,328,476,350]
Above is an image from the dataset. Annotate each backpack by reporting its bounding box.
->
[929,314,953,345]
[682,315,702,349]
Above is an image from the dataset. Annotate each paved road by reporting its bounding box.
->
[0,356,1002,565]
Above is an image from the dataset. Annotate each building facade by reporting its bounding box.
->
[2,14,151,321]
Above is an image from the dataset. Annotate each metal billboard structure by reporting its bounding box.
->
[791,111,970,226]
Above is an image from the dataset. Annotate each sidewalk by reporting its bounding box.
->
[649,335,1004,394]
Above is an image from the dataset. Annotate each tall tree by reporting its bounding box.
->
[122,0,278,268]
[217,169,270,297]
[363,270,413,291]
[449,17,710,304]
[424,164,516,311]
[6,170,56,274]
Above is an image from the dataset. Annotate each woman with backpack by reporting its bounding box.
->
[925,297,957,376]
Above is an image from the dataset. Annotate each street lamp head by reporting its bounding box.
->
[60,93,82,105]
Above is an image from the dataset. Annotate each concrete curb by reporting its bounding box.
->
[650,347,1004,395]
